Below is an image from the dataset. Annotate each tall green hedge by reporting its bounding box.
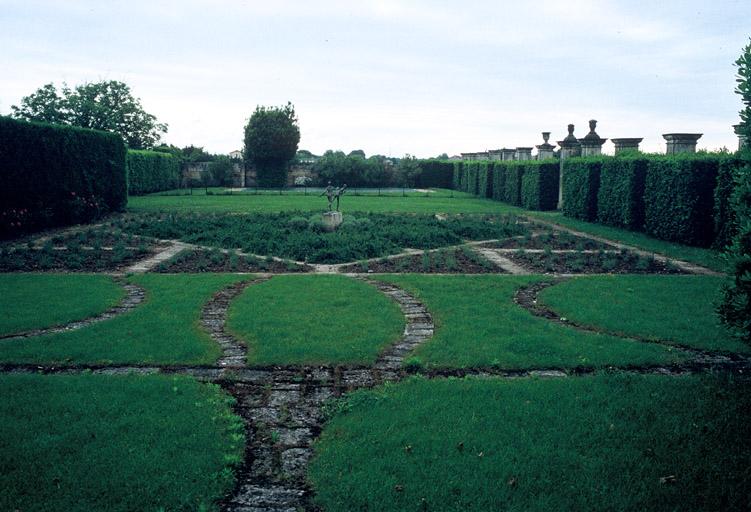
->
[415,160,454,189]
[521,161,560,211]
[713,155,744,250]
[503,163,525,206]
[0,116,126,239]
[452,162,463,190]
[561,157,604,221]
[644,154,719,247]
[597,156,648,230]
[491,162,506,201]
[478,162,491,198]
[466,162,480,195]
[127,150,180,195]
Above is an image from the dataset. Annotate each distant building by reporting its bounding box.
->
[229,150,243,160]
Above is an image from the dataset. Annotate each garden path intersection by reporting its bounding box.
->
[1,218,748,512]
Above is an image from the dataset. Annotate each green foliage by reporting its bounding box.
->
[208,155,235,187]
[597,155,648,230]
[415,160,454,189]
[520,161,559,210]
[313,150,394,187]
[243,102,300,188]
[477,161,491,198]
[713,155,744,249]
[719,154,751,342]
[10,81,167,149]
[735,38,751,145]
[491,162,507,201]
[126,149,180,195]
[452,161,463,190]
[0,116,126,239]
[503,162,526,206]
[0,373,243,512]
[644,154,719,247]
[561,156,604,221]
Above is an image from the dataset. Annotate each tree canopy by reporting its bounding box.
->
[243,102,300,188]
[736,38,751,145]
[11,80,167,149]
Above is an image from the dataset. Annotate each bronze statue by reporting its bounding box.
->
[321,182,347,211]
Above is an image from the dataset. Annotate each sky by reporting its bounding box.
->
[1,0,749,157]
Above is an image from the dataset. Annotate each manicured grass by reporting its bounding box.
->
[0,274,124,336]
[0,274,248,366]
[127,192,518,215]
[227,275,403,365]
[377,275,686,369]
[310,374,751,512]
[0,373,244,512]
[538,275,750,354]
[528,211,727,272]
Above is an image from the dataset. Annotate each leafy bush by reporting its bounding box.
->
[597,155,648,230]
[243,102,300,188]
[561,157,605,221]
[719,153,751,342]
[127,150,180,195]
[713,155,744,250]
[0,116,126,239]
[521,161,559,211]
[415,160,453,189]
[503,163,525,206]
[644,154,719,247]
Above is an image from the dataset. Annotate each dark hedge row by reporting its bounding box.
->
[597,156,647,230]
[127,150,180,196]
[491,162,506,201]
[521,161,560,211]
[0,116,126,239]
[415,160,454,189]
[561,157,602,221]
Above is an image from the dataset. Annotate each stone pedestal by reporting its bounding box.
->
[734,124,747,151]
[488,149,503,160]
[612,138,643,155]
[322,211,342,231]
[557,124,582,209]
[663,133,702,154]
[515,147,533,160]
[501,148,516,161]
[578,120,607,157]
[535,132,556,160]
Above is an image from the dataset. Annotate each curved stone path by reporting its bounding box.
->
[514,280,751,368]
[201,277,272,367]
[0,277,146,341]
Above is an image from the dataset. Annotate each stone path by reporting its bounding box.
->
[473,247,531,275]
[124,241,192,273]
[0,277,145,341]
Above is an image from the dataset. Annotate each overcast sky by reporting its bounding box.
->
[1,0,749,157]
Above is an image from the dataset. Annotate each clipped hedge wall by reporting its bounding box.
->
[415,160,454,189]
[452,161,463,190]
[597,156,648,230]
[713,155,744,250]
[521,161,560,210]
[466,162,480,195]
[126,150,180,196]
[644,154,720,247]
[561,157,604,221]
[491,162,506,201]
[478,161,492,198]
[0,116,126,239]
[503,163,525,206]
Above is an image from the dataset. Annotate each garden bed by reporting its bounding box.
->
[0,245,153,272]
[339,247,502,274]
[488,231,615,250]
[505,249,684,274]
[154,248,311,273]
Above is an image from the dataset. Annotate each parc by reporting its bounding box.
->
[2,5,751,512]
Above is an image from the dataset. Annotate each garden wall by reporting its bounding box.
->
[0,116,126,239]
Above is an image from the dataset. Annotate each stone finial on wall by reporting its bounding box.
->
[611,138,643,155]
[536,131,556,160]
[556,124,581,209]
[734,124,747,151]
[488,149,503,161]
[578,119,607,156]
[515,147,533,161]
[663,133,702,154]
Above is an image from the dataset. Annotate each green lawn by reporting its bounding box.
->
[0,373,244,512]
[0,274,248,366]
[127,191,518,215]
[227,275,403,365]
[538,275,750,354]
[376,275,686,369]
[528,211,727,272]
[0,274,124,336]
[310,374,751,512]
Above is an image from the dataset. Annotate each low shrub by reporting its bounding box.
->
[561,156,605,221]
[0,116,126,239]
[644,154,719,247]
[597,155,648,230]
[127,150,180,195]
[521,161,559,211]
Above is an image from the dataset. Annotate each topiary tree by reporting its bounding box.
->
[735,38,751,146]
[243,102,300,188]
